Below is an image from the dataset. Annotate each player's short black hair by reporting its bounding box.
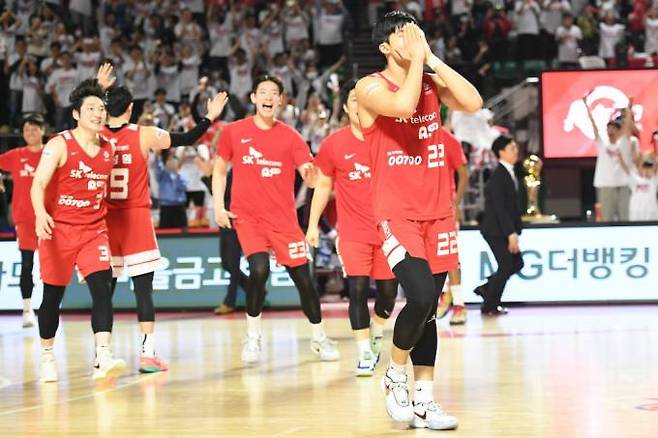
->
[340,78,358,113]
[22,112,46,128]
[69,79,105,113]
[492,135,513,158]
[252,74,284,94]
[372,10,419,46]
[105,86,133,117]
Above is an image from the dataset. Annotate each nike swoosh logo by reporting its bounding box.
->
[416,411,427,420]
[241,139,252,144]
[344,154,356,159]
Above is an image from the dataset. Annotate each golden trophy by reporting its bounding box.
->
[522,155,559,223]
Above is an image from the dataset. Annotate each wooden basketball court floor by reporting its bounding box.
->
[1,303,657,437]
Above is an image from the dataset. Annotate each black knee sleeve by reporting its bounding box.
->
[409,274,446,366]
[246,253,270,317]
[374,279,397,320]
[348,276,370,330]
[19,250,35,299]
[391,255,440,350]
[132,272,155,322]
[38,284,66,339]
[86,270,114,333]
[110,277,118,294]
[286,263,322,324]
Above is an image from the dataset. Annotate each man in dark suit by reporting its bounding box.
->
[475,135,524,315]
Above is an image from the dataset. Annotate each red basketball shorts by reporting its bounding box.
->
[39,221,111,286]
[106,207,161,278]
[233,218,309,268]
[336,238,394,280]
[15,221,38,251]
[379,217,459,274]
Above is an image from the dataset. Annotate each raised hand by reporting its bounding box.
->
[96,63,116,90]
[206,91,229,120]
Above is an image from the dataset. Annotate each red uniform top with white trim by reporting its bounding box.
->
[102,124,151,209]
[216,116,312,232]
[314,127,380,245]
[441,127,468,201]
[46,130,114,225]
[362,73,453,222]
[0,146,42,224]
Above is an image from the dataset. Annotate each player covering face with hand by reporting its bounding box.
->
[212,75,340,364]
[355,11,482,430]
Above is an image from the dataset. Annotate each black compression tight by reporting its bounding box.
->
[112,272,157,322]
[87,270,114,333]
[348,277,397,330]
[391,254,444,351]
[245,252,270,317]
[19,250,34,299]
[285,263,322,324]
[38,284,66,339]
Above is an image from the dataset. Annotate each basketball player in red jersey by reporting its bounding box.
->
[30,79,126,383]
[101,85,228,373]
[213,75,339,364]
[436,127,469,325]
[0,114,46,328]
[306,79,397,377]
[355,12,482,429]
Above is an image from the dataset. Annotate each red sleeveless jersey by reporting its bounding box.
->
[362,72,454,222]
[47,130,114,225]
[102,124,151,209]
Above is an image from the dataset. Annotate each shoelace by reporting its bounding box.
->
[389,381,410,406]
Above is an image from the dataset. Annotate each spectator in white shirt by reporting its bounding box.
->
[7,38,28,128]
[180,44,201,99]
[556,13,582,68]
[314,0,346,68]
[124,45,152,122]
[284,1,311,48]
[19,56,44,115]
[207,5,235,81]
[69,0,93,36]
[584,93,634,221]
[175,8,203,56]
[156,48,182,105]
[46,51,79,130]
[75,37,102,81]
[645,7,658,55]
[514,0,541,60]
[598,11,625,61]
[540,0,570,61]
[152,88,176,129]
[228,47,253,104]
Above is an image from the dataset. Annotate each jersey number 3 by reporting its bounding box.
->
[110,168,129,200]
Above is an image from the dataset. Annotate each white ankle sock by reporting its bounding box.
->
[246,314,262,337]
[311,321,326,341]
[357,339,370,355]
[415,380,434,404]
[142,333,155,357]
[23,299,32,312]
[388,359,407,381]
[451,285,464,306]
[371,320,385,338]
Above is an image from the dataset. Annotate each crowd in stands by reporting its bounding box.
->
[1,0,657,231]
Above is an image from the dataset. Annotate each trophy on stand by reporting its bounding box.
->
[522,155,559,223]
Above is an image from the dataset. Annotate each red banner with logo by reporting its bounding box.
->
[541,70,658,158]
